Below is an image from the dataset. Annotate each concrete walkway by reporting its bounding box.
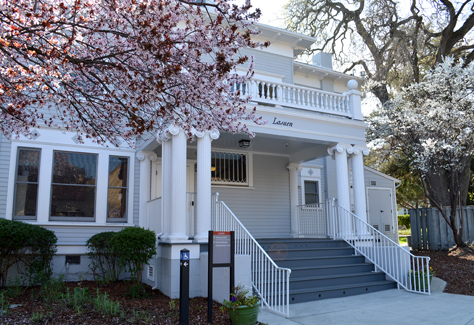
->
[258,282,474,325]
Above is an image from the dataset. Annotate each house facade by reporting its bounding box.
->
[0,22,403,311]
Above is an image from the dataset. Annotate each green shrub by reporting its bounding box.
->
[61,287,90,314]
[86,232,122,283]
[0,219,57,287]
[93,289,120,316]
[110,227,156,285]
[398,214,411,230]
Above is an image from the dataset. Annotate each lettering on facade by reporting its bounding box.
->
[272,117,294,127]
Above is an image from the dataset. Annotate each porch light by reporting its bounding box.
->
[211,166,216,172]
[239,139,250,148]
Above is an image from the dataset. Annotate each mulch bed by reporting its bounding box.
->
[0,281,234,324]
[413,248,474,296]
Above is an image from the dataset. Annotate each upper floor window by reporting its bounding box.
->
[304,180,320,205]
[50,151,97,221]
[107,156,128,222]
[211,151,248,186]
[13,148,41,220]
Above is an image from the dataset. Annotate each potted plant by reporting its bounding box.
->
[220,285,261,325]
[410,267,434,292]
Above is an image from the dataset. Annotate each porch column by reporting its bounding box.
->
[328,144,351,211]
[287,163,302,238]
[194,130,220,243]
[137,151,151,228]
[350,146,370,223]
[167,125,190,243]
[160,133,172,242]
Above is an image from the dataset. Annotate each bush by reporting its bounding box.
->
[86,232,122,284]
[110,227,156,284]
[0,219,57,287]
[86,227,156,286]
[398,214,411,230]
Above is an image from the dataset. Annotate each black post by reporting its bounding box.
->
[179,249,190,325]
[230,231,235,299]
[208,231,213,324]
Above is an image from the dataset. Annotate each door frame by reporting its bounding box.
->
[366,187,395,234]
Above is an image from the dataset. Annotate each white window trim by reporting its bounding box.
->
[300,166,322,206]
[6,138,135,226]
[209,149,253,188]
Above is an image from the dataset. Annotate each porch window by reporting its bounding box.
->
[304,180,319,205]
[107,156,128,221]
[211,151,248,186]
[50,151,97,221]
[13,148,41,220]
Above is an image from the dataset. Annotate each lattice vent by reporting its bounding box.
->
[147,265,154,280]
[384,224,391,232]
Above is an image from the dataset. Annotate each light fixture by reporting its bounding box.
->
[211,166,216,172]
[239,139,250,148]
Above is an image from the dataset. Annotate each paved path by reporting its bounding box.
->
[258,288,474,325]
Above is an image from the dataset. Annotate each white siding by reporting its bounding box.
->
[213,154,290,238]
[0,135,12,219]
[133,157,140,226]
[43,225,128,246]
[240,48,294,84]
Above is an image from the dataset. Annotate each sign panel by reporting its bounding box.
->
[212,231,232,265]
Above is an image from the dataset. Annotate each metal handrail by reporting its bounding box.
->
[327,199,431,294]
[212,200,291,318]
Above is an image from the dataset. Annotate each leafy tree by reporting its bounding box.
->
[368,58,474,248]
[1,0,267,144]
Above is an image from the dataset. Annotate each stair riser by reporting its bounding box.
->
[290,264,374,278]
[276,256,366,268]
[259,241,350,250]
[290,273,387,290]
[268,248,355,259]
[289,282,398,304]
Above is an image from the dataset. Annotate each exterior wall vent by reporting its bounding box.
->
[384,224,391,232]
[147,265,154,280]
[65,255,81,265]
[373,225,379,230]
[370,180,377,186]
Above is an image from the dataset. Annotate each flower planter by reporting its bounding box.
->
[411,274,433,292]
[228,300,261,325]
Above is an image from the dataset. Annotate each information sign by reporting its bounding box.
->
[212,231,231,264]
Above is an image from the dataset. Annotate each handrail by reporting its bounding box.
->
[327,199,431,294]
[212,200,291,318]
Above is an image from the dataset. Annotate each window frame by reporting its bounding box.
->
[210,149,252,187]
[300,166,323,207]
[49,150,98,222]
[13,147,41,220]
[107,156,129,223]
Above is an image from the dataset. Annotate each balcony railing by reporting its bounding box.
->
[233,79,352,117]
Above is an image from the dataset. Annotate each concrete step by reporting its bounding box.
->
[267,247,355,260]
[274,255,366,268]
[289,281,398,304]
[258,238,350,250]
[289,263,375,278]
[289,272,387,290]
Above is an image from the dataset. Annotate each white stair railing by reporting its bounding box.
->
[212,200,291,318]
[297,203,327,236]
[327,199,432,294]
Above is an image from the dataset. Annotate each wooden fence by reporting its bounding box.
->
[409,207,474,250]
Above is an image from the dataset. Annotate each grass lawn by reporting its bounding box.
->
[398,236,407,245]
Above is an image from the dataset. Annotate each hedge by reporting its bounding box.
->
[0,219,57,287]
[398,214,411,230]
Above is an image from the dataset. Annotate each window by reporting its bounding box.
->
[13,148,41,220]
[50,151,97,221]
[107,156,128,221]
[304,180,320,205]
[211,151,248,185]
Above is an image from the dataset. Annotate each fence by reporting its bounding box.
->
[409,206,474,250]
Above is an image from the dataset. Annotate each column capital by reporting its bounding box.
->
[193,129,219,141]
[148,152,158,162]
[136,151,147,161]
[287,163,302,172]
[350,145,370,156]
[327,143,351,159]
[136,151,158,161]
[168,124,181,136]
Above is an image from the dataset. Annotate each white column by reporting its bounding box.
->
[347,80,363,121]
[167,125,190,243]
[160,135,172,241]
[194,130,220,243]
[287,163,302,237]
[351,146,370,223]
[328,144,350,211]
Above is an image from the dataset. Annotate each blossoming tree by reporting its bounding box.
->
[368,58,474,248]
[0,0,267,145]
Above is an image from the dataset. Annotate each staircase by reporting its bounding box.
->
[258,238,397,304]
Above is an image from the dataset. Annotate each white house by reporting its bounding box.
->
[0,21,428,318]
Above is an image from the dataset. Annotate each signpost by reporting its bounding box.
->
[179,249,190,325]
[208,231,235,324]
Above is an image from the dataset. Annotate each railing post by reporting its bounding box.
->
[347,79,363,121]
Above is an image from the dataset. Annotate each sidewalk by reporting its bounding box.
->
[258,283,474,325]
